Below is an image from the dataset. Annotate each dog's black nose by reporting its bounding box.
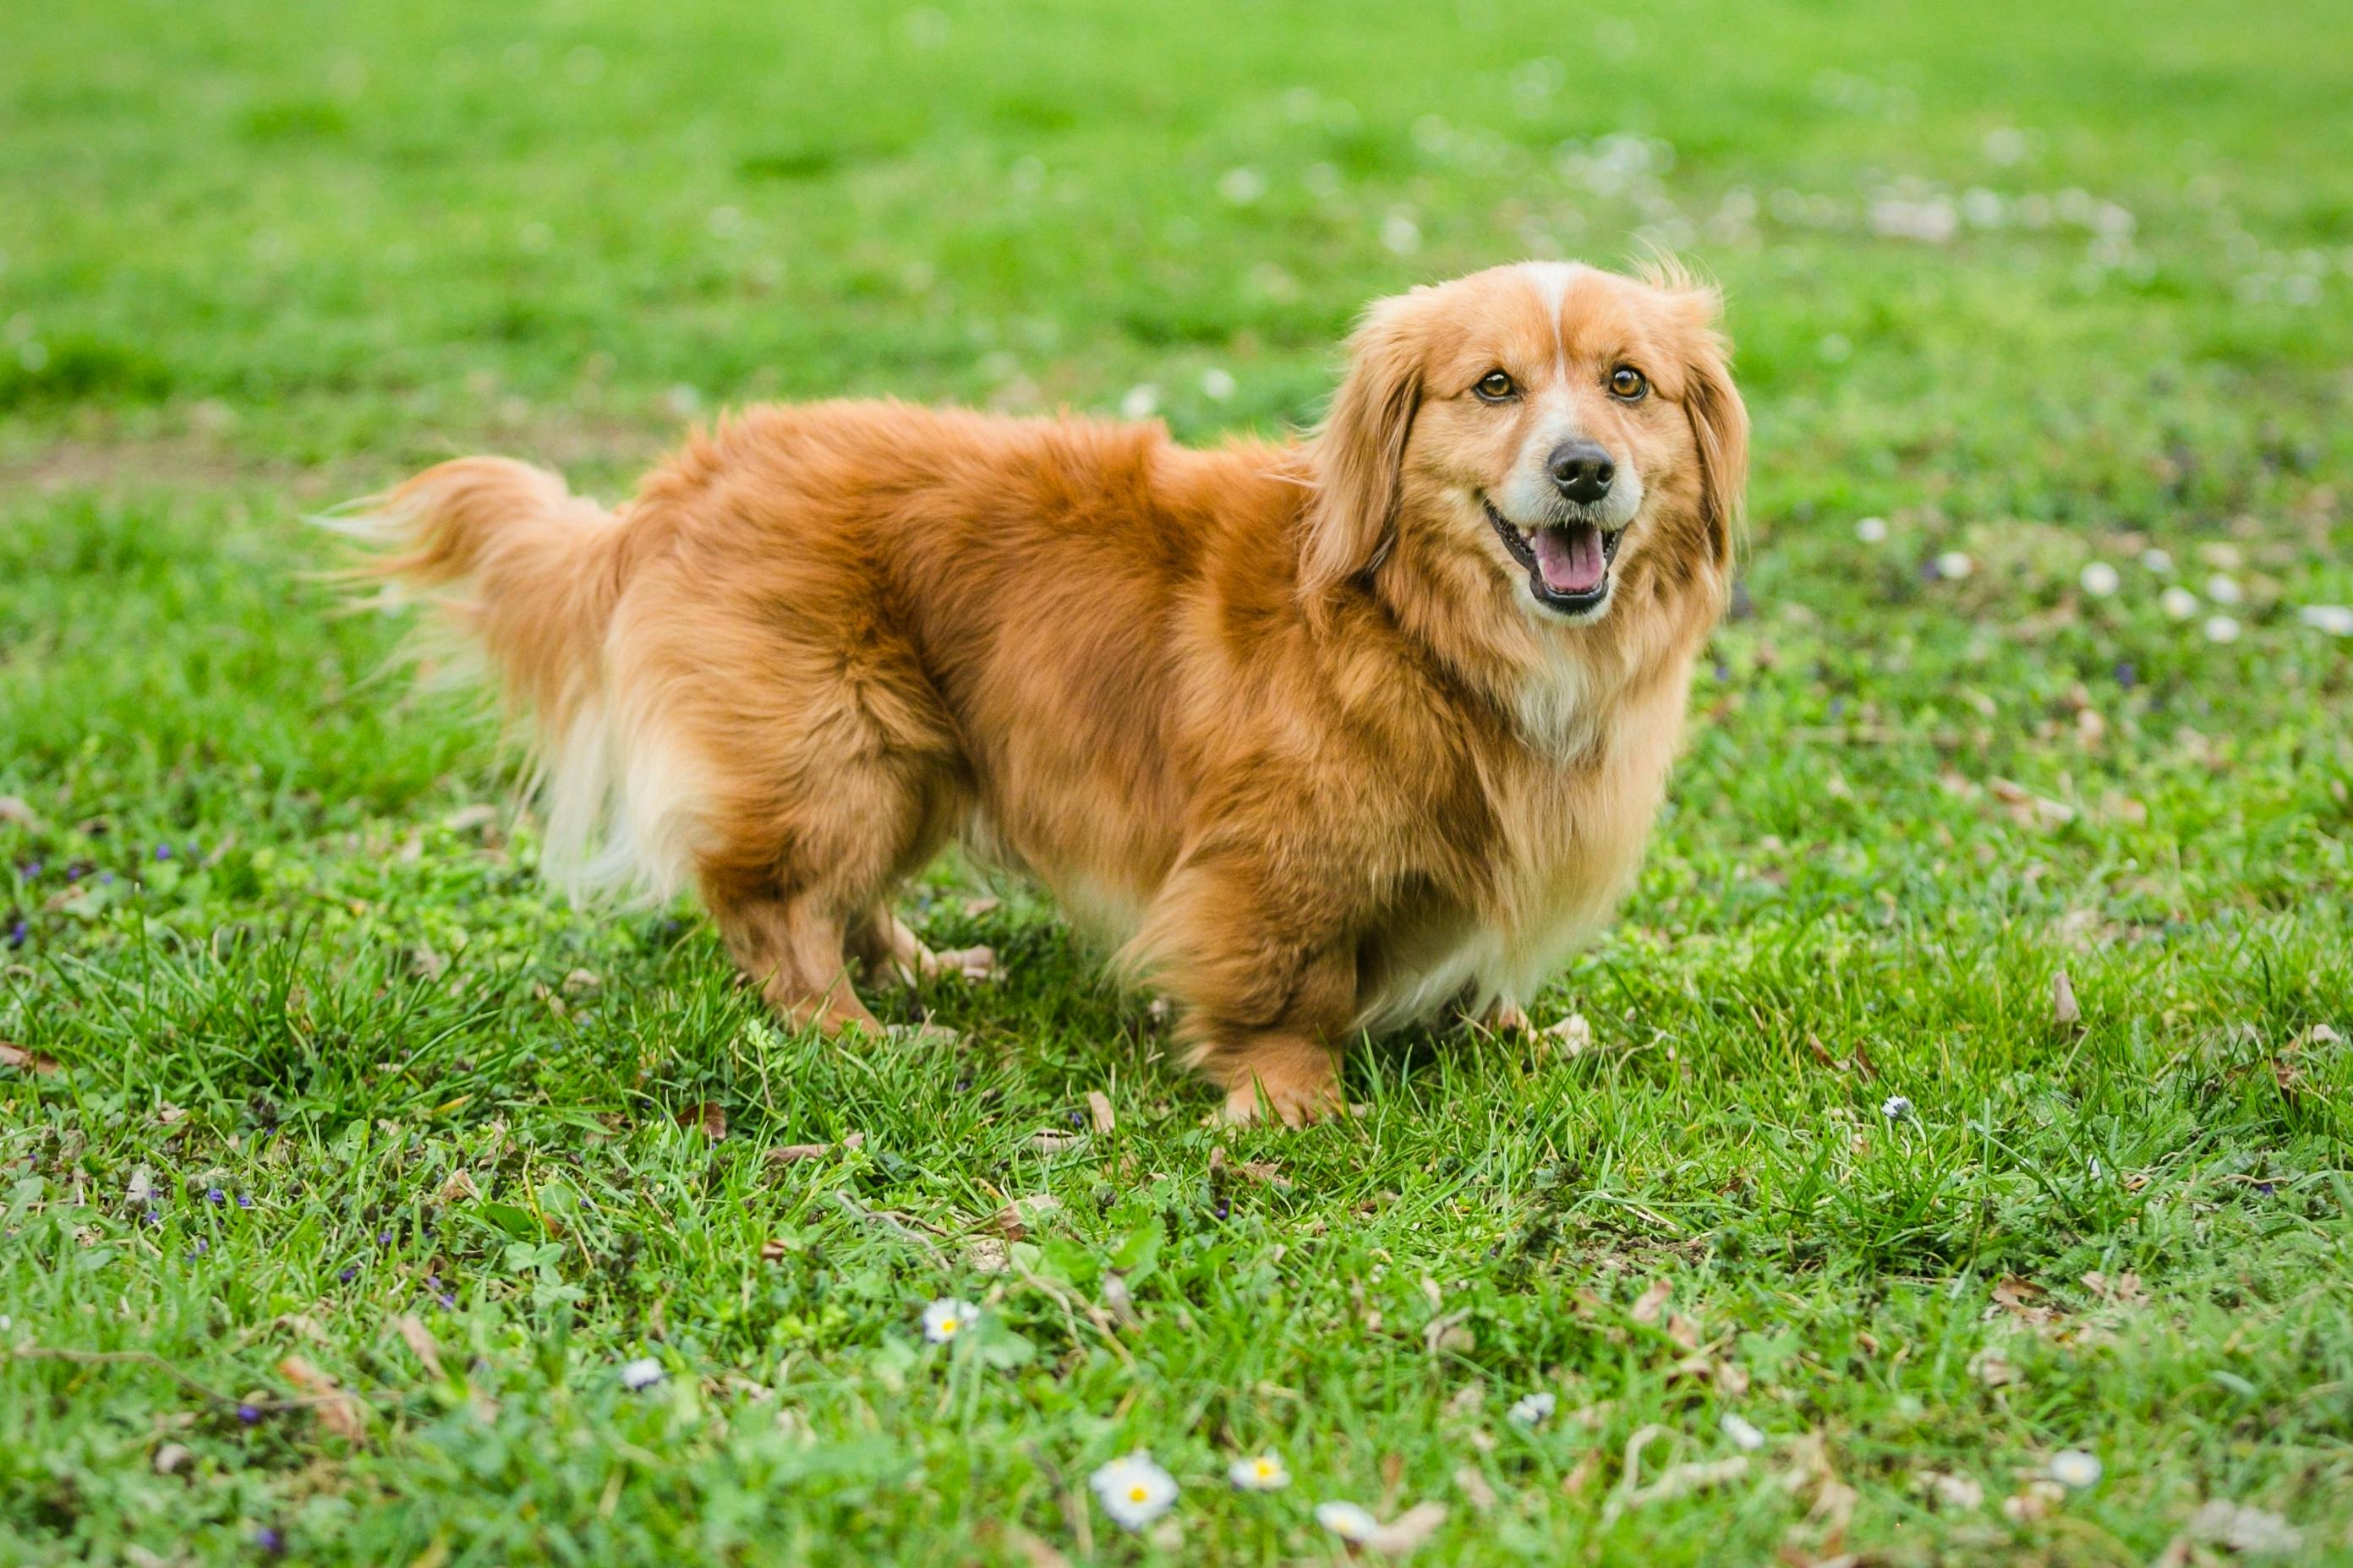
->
[1547,440,1615,505]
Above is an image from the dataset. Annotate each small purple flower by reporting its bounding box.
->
[1213,1197,1230,1221]
[145,1209,162,1227]
[237,1403,262,1424]
[207,1188,226,1205]
[437,1292,457,1309]
[5,921,23,950]
[194,1238,208,1254]
[236,1193,254,1210]
[155,844,172,860]
[2113,660,2137,691]
[425,1272,440,1288]
[378,1231,393,1246]
[2256,1181,2278,1195]
[256,1526,285,1555]
[20,861,38,877]
[99,871,115,884]
[337,1265,358,1282]
[66,866,82,882]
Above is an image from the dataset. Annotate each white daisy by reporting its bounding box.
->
[2140,548,2173,574]
[1119,385,1159,421]
[1091,1452,1179,1530]
[1508,1390,1556,1427]
[620,1357,664,1390]
[921,1298,980,1344]
[2204,574,2243,605]
[2204,615,2242,644]
[1882,1095,1914,1122]
[1228,1451,1290,1491]
[1721,1412,1766,1451]
[1935,550,1975,580]
[2299,604,2353,636]
[2160,586,2201,620]
[1315,1500,1380,1543]
[2049,1449,2103,1489]
[2078,561,2120,597]
[1854,516,1888,544]
[1198,367,1237,402]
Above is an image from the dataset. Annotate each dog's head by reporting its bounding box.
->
[1305,261,1747,631]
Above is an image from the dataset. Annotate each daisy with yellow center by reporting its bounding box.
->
[1228,1451,1290,1491]
[921,1298,978,1343]
[1089,1451,1178,1530]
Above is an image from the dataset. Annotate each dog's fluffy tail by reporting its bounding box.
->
[332,456,677,901]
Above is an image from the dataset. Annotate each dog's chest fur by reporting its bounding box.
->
[1353,662,1691,1031]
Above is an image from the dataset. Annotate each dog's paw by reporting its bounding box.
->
[928,944,1000,984]
[1477,997,1532,1035]
[1218,1076,1346,1128]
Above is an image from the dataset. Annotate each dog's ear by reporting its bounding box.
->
[1672,287,1748,576]
[1302,294,1425,598]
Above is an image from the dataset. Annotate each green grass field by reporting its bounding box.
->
[4,1,2350,1562]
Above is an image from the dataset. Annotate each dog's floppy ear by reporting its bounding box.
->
[1672,286,1748,576]
[1302,293,1426,598]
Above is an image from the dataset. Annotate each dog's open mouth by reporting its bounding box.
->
[1482,496,1621,614]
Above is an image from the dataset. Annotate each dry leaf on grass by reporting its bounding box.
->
[0,795,38,828]
[1919,1470,1984,1510]
[1086,1090,1116,1134]
[768,1132,862,1163]
[2052,970,2082,1030]
[991,1194,1064,1239]
[277,1354,367,1442]
[1630,1278,1672,1326]
[435,1169,480,1204]
[1453,1465,1497,1511]
[1969,1346,2023,1387]
[678,1102,726,1139]
[1542,1013,1594,1055]
[2081,1270,2147,1307]
[0,1043,62,1075]
[393,1314,444,1380]
[1031,1131,1085,1153]
[152,1442,192,1475]
[1991,1276,2059,1326]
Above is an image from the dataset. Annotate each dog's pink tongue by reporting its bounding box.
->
[1533,525,1606,595]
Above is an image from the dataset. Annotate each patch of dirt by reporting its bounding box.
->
[0,406,681,506]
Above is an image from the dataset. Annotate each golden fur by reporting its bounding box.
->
[357,260,1747,1124]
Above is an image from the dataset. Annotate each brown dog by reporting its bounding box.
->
[357,260,1746,1124]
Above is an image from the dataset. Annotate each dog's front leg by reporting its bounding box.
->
[1135,867,1358,1124]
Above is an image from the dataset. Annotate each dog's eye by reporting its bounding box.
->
[1475,370,1516,402]
[1608,365,1649,401]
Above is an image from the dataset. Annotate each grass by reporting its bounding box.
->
[3,0,2350,1562]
